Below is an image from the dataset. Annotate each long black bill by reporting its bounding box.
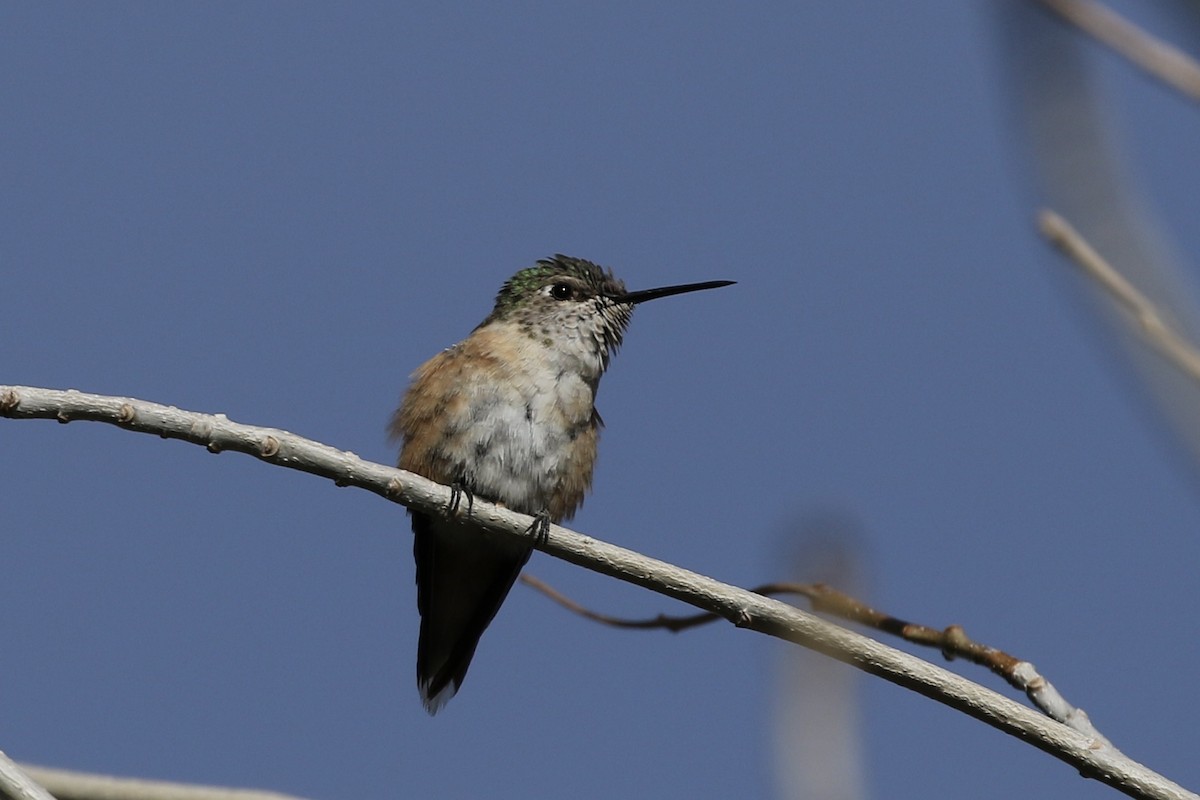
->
[609,280,735,305]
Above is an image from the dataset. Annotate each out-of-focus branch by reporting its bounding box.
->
[1040,209,1200,384]
[522,575,1109,746]
[1035,0,1200,102]
[1001,2,1200,479]
[1,385,1195,800]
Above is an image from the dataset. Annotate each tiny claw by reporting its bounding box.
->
[527,510,551,548]
[448,479,475,518]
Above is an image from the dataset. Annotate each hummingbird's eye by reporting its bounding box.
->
[549,282,574,301]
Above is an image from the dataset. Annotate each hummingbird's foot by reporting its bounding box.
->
[526,510,551,548]
[447,479,475,519]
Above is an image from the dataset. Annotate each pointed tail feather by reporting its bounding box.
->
[413,512,532,714]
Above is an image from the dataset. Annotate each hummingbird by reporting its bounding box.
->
[389,255,733,714]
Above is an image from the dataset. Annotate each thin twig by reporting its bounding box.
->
[1039,209,1200,384]
[1036,0,1200,102]
[1,385,1194,800]
[521,576,1110,746]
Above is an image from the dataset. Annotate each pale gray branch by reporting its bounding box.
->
[20,764,306,800]
[1,385,1195,800]
[0,750,56,800]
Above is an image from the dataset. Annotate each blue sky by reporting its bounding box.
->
[4,3,1200,799]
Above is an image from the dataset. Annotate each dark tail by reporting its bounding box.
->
[412,511,532,713]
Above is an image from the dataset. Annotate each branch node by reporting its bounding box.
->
[206,442,223,454]
[0,388,18,414]
[117,403,136,424]
[386,476,404,498]
[941,624,969,660]
[55,410,71,424]
[732,607,753,628]
[335,452,357,487]
[260,435,280,458]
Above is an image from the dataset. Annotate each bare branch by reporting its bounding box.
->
[1039,209,1200,384]
[521,576,1110,746]
[19,763,307,800]
[1035,0,1200,102]
[2,385,1195,800]
[0,750,56,800]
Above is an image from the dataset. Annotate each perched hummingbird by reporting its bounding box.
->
[390,255,733,714]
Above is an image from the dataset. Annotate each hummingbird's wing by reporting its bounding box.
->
[412,510,532,714]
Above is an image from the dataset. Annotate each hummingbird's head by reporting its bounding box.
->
[480,255,735,372]
[483,255,635,365]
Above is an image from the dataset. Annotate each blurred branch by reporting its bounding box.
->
[522,574,1109,746]
[1035,0,1200,102]
[1,385,1195,800]
[19,763,306,800]
[1002,0,1200,481]
[1040,209,1200,383]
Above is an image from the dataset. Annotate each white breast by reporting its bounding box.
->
[454,325,600,513]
